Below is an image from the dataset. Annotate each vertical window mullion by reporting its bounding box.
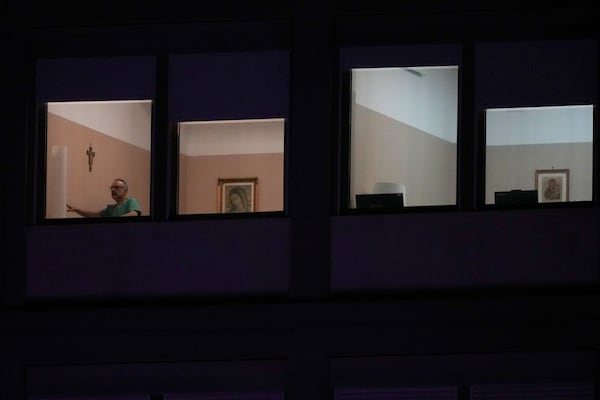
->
[151,55,170,221]
[458,40,477,210]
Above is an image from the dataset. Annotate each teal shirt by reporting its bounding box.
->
[100,197,141,217]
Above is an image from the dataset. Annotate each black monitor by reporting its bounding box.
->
[356,193,404,209]
[494,189,538,205]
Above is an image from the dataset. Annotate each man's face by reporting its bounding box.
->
[110,180,127,201]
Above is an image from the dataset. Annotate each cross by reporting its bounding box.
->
[86,144,95,172]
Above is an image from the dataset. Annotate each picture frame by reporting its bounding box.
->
[535,169,569,203]
[217,177,258,213]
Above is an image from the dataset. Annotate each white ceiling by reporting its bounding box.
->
[179,119,285,156]
[485,105,593,146]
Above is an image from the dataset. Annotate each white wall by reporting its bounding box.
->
[352,66,458,143]
[48,100,153,150]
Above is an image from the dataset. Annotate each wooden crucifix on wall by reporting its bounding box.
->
[86,144,95,172]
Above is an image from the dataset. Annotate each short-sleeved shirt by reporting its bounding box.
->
[100,197,142,217]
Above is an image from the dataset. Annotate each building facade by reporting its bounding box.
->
[1,2,599,399]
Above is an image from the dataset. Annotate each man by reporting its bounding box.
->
[67,178,142,217]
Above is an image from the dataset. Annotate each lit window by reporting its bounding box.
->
[177,118,285,215]
[45,100,152,219]
[348,65,459,209]
[485,105,593,205]
[169,51,289,216]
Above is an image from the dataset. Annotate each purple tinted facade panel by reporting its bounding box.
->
[331,208,598,291]
[36,57,156,102]
[168,51,290,122]
[27,219,290,299]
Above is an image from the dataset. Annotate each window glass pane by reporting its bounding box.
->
[349,66,458,209]
[45,100,152,218]
[471,382,594,400]
[31,397,148,400]
[485,105,593,205]
[178,118,285,215]
[27,361,285,400]
[165,392,284,400]
[335,386,457,400]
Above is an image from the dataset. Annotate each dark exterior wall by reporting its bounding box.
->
[1,2,599,400]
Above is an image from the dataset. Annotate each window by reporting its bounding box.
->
[471,382,594,400]
[339,44,462,212]
[178,118,285,215]
[485,105,594,205]
[31,397,148,400]
[35,56,156,222]
[27,361,286,400]
[348,65,459,209]
[335,386,457,400]
[169,51,289,217]
[45,100,152,218]
[332,353,595,400]
[165,392,283,400]
[475,39,598,208]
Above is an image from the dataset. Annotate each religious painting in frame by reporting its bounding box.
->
[217,177,258,213]
[535,169,569,203]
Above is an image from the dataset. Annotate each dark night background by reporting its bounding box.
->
[1,1,599,399]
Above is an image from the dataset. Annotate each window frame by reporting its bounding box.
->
[337,44,465,215]
[473,37,599,211]
[480,103,598,210]
[166,50,291,220]
[32,56,158,225]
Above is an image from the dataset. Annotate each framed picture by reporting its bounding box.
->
[535,169,569,203]
[218,177,258,213]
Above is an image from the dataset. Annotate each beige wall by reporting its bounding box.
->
[486,142,593,203]
[46,113,151,217]
[179,153,284,214]
[351,103,457,207]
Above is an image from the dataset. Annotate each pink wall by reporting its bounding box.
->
[179,153,284,214]
[46,113,151,217]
